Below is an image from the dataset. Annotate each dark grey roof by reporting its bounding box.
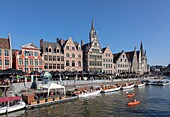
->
[137,51,140,60]
[42,41,62,53]
[102,47,106,53]
[113,52,122,63]
[57,38,80,50]
[82,43,91,53]
[125,51,134,62]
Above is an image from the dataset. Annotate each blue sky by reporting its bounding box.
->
[0,0,170,66]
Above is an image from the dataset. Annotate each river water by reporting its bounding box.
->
[5,77,170,117]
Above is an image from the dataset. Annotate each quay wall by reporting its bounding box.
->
[11,78,146,94]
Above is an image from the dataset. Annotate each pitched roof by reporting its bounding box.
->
[113,52,122,63]
[0,38,10,49]
[42,41,62,53]
[102,47,106,53]
[125,51,134,62]
[82,43,91,53]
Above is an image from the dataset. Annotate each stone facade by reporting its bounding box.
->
[40,37,83,72]
[0,34,12,70]
[113,42,148,75]
[82,20,102,72]
[137,42,147,74]
[113,51,130,74]
[102,45,114,74]
[57,37,83,71]
[40,39,65,72]
[12,43,43,73]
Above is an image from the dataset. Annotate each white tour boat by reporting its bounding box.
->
[78,89,101,98]
[0,96,26,115]
[120,83,135,90]
[101,85,121,93]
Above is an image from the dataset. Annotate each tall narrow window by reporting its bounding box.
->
[4,50,9,56]
[72,60,75,66]
[0,59,2,65]
[30,59,33,65]
[53,64,56,69]
[44,63,48,69]
[66,53,69,57]
[19,58,23,65]
[34,59,38,66]
[72,47,75,50]
[44,55,48,60]
[72,53,75,58]
[78,54,81,58]
[39,59,42,65]
[61,56,64,61]
[57,64,60,69]
[49,55,52,61]
[34,52,38,56]
[49,63,52,69]
[66,60,69,66]
[5,60,9,65]
[57,56,60,61]
[25,58,28,67]
[78,61,81,67]
[61,64,64,69]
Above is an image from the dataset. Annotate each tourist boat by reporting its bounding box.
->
[101,85,121,93]
[78,89,101,98]
[154,79,170,86]
[127,101,140,106]
[0,96,26,114]
[127,93,135,98]
[74,86,101,98]
[134,83,145,87]
[141,80,152,85]
[120,83,135,90]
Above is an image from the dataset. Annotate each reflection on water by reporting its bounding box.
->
[7,78,170,117]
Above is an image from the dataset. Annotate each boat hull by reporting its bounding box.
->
[0,102,25,114]
[135,83,145,87]
[121,84,135,90]
[78,90,101,98]
[101,87,121,93]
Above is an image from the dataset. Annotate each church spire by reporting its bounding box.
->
[89,19,97,43]
[134,46,136,51]
[140,41,144,55]
[91,19,94,29]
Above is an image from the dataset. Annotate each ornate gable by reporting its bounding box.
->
[21,43,39,50]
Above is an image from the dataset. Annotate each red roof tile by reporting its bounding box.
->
[0,38,10,49]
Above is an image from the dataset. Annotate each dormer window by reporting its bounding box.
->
[56,49,60,53]
[49,48,52,52]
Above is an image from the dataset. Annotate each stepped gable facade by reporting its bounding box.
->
[82,20,102,72]
[40,37,83,72]
[102,45,114,74]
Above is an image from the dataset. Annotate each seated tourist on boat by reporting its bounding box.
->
[134,99,137,102]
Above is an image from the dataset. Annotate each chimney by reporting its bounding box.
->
[81,40,84,47]
[40,39,43,52]
[56,38,59,43]
[60,40,64,46]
